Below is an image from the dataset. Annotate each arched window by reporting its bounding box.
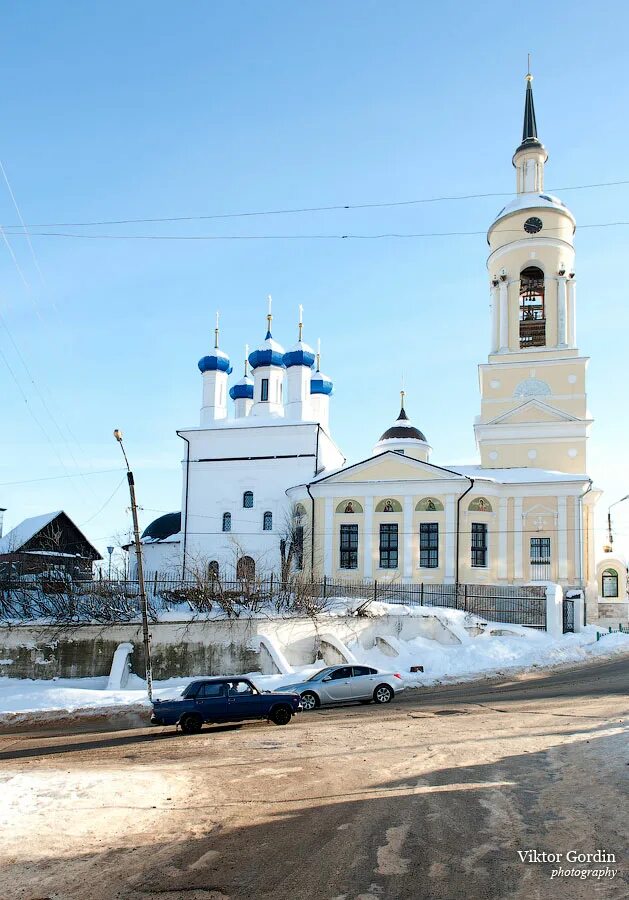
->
[335,499,364,514]
[236,555,255,581]
[208,560,219,579]
[602,568,619,598]
[415,497,444,512]
[469,497,492,513]
[222,512,232,532]
[263,511,273,531]
[243,491,253,508]
[376,498,402,513]
[519,266,546,348]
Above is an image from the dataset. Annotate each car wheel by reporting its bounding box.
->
[179,713,203,734]
[300,691,319,711]
[270,705,293,726]
[373,684,394,704]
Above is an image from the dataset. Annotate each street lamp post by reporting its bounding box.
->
[606,494,629,551]
[107,546,114,580]
[113,429,153,702]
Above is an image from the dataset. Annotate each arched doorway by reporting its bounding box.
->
[236,555,255,581]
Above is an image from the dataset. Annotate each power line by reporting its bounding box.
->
[1,178,627,229]
[0,467,123,487]
[80,476,127,526]
[0,158,46,286]
[6,221,629,242]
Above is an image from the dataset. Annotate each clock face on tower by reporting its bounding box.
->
[524,216,543,234]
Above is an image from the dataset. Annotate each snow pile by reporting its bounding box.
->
[1,603,628,723]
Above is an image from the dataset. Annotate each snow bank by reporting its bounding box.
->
[0,603,627,723]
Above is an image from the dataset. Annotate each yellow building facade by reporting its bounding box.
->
[288,74,601,619]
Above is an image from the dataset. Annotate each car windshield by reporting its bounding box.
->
[306,668,333,682]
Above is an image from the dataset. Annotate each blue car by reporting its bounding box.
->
[151,677,302,734]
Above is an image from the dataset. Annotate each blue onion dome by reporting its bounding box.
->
[248,331,286,370]
[284,340,316,369]
[229,374,254,401]
[198,347,232,374]
[310,369,333,396]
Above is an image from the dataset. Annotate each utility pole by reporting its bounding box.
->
[113,429,153,701]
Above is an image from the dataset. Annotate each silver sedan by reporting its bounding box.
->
[276,664,405,711]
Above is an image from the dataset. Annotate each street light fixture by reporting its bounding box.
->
[106,546,114,580]
[606,494,629,552]
[113,429,153,701]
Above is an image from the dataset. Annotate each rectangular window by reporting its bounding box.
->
[261,378,269,401]
[530,537,551,563]
[471,522,488,567]
[379,523,398,569]
[340,524,358,569]
[420,522,439,568]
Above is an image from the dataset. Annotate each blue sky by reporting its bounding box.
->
[1,1,628,562]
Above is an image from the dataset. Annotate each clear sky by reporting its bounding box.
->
[1,1,628,566]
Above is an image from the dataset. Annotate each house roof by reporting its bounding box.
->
[0,510,102,559]
[0,511,62,554]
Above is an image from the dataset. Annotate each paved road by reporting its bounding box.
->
[0,656,627,900]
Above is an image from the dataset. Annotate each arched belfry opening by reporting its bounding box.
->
[519,266,546,348]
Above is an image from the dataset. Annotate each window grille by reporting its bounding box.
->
[379,523,398,569]
[222,512,231,533]
[420,522,439,568]
[263,511,272,531]
[340,524,358,569]
[243,491,253,508]
[471,522,488,567]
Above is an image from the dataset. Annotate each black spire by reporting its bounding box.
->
[514,70,544,156]
[522,76,538,143]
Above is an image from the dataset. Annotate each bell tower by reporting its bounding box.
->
[474,71,592,475]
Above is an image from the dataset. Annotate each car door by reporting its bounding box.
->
[194,682,228,721]
[351,666,379,699]
[226,679,268,720]
[320,666,355,702]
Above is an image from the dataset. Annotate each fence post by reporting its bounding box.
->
[373,579,378,603]
[269,572,274,606]
[464,584,468,611]
[323,575,327,600]
[420,583,424,606]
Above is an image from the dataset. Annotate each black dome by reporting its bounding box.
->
[379,423,427,442]
[141,512,181,541]
[379,404,427,443]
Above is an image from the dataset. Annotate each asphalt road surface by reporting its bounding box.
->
[0,656,627,900]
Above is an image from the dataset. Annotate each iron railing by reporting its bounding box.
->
[0,573,548,629]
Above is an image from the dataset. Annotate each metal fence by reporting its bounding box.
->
[0,573,548,629]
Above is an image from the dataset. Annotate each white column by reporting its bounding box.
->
[557,496,568,580]
[513,498,523,580]
[444,495,456,583]
[490,283,499,353]
[403,496,413,581]
[557,276,568,347]
[363,498,373,580]
[573,495,582,584]
[324,498,333,576]
[499,280,509,351]
[567,279,576,347]
[498,497,508,580]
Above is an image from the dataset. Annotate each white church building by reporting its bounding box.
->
[136,74,608,620]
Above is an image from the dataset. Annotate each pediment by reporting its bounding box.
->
[489,399,579,426]
[317,452,463,485]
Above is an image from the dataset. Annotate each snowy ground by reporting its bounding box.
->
[1,609,628,723]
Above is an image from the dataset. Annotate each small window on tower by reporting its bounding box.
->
[261,379,269,402]
[243,491,254,509]
[519,266,546,348]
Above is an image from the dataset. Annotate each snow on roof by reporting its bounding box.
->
[294,456,589,489]
[0,511,63,554]
[490,192,576,230]
[449,465,589,485]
